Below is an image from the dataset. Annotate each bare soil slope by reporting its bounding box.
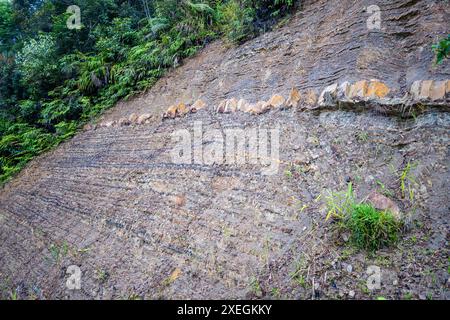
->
[0,0,449,299]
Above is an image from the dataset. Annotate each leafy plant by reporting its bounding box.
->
[432,35,450,65]
[16,34,59,96]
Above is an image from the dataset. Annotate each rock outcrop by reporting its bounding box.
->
[154,79,449,123]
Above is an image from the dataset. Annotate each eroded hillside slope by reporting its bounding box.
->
[0,0,449,299]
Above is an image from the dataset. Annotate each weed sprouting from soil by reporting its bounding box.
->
[398,161,418,201]
[250,276,263,296]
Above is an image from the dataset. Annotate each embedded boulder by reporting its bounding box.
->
[163,103,189,119]
[118,117,131,126]
[247,101,270,115]
[129,113,139,123]
[163,105,177,119]
[348,80,369,100]
[137,114,152,125]
[410,80,449,102]
[338,82,352,101]
[318,83,339,107]
[102,121,116,128]
[237,99,251,112]
[429,81,447,101]
[176,103,189,116]
[367,191,402,222]
[367,80,390,99]
[216,98,238,113]
[268,94,286,109]
[302,89,318,107]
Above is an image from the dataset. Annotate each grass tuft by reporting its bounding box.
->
[325,183,403,252]
[345,204,401,252]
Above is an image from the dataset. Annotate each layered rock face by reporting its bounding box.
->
[0,0,449,300]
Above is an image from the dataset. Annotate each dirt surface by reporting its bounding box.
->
[0,0,449,300]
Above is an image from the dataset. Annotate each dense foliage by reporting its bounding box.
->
[0,0,297,184]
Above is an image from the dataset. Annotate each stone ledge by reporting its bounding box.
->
[91,79,449,130]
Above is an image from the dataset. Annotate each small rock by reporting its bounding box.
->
[306,136,319,145]
[367,191,402,221]
[190,99,206,113]
[303,89,318,106]
[349,80,369,99]
[419,184,427,194]
[163,105,177,119]
[342,233,350,242]
[268,94,286,109]
[348,290,355,298]
[129,113,139,123]
[346,264,353,273]
[430,80,446,101]
[365,175,375,184]
[419,80,434,99]
[318,83,338,107]
[286,87,301,108]
[237,99,250,112]
[172,195,186,207]
[137,114,151,125]
[310,152,320,160]
[410,80,421,99]
[118,117,131,126]
[367,80,390,98]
